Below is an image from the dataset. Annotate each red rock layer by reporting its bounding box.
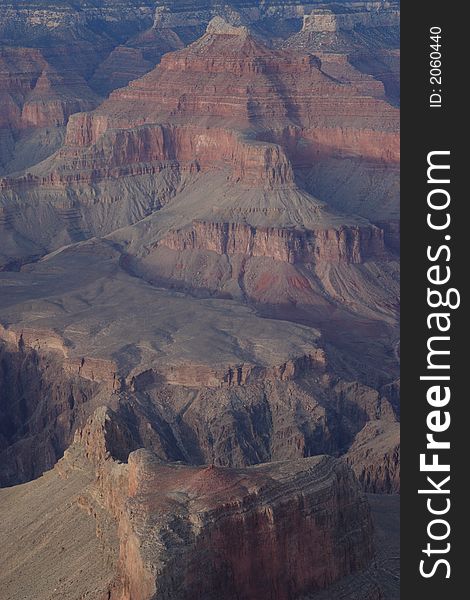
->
[162,351,326,387]
[0,25,399,196]
[0,25,398,191]
[0,47,100,131]
[262,124,399,165]
[158,219,385,265]
[62,122,294,186]
[89,27,185,96]
[63,407,375,600]
[91,30,398,132]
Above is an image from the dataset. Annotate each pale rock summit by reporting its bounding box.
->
[206,15,250,37]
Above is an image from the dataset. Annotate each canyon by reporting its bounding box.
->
[1,406,395,600]
[0,3,400,599]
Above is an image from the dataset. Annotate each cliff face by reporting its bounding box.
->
[19,21,395,189]
[57,122,295,187]
[0,3,156,176]
[302,4,399,33]
[0,16,399,277]
[0,45,102,179]
[0,319,398,493]
[284,3,400,105]
[0,47,100,132]
[0,6,400,597]
[346,421,400,494]
[158,220,385,264]
[0,1,400,491]
[0,402,397,600]
[0,341,101,486]
[0,1,395,40]
[60,407,375,600]
[60,25,398,164]
[0,1,400,176]
[141,218,389,306]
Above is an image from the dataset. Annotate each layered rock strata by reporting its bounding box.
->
[0,341,101,486]
[0,4,401,599]
[284,3,400,104]
[0,47,100,133]
[0,323,397,491]
[2,22,398,189]
[0,17,399,280]
[346,420,400,493]
[157,220,385,265]
[60,407,375,600]
[301,4,399,33]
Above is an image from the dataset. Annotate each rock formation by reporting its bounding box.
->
[0,3,400,599]
[0,46,100,174]
[0,18,399,284]
[284,2,400,105]
[0,246,398,486]
[14,406,375,600]
[346,420,400,493]
[1,400,398,599]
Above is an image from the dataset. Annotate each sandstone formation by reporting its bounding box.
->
[284,3,400,105]
[14,406,376,600]
[0,404,399,600]
[346,420,400,493]
[89,27,185,96]
[0,46,100,175]
[157,220,385,265]
[0,17,399,283]
[0,3,400,599]
[0,235,397,488]
[0,47,98,129]
[61,23,398,165]
[0,229,399,496]
[0,7,400,495]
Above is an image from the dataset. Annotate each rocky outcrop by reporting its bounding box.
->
[85,23,398,131]
[0,318,325,391]
[346,420,400,494]
[0,324,120,387]
[0,5,400,599]
[0,15,399,274]
[0,322,396,491]
[284,3,400,105]
[21,71,99,128]
[158,220,385,265]
[0,403,398,600]
[133,217,390,306]
[302,4,400,33]
[61,406,375,600]
[0,1,155,44]
[0,47,100,132]
[350,48,400,106]
[0,446,120,600]
[59,122,294,187]
[263,124,399,165]
[5,21,397,191]
[0,341,101,486]
[89,27,185,96]
[162,351,326,387]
